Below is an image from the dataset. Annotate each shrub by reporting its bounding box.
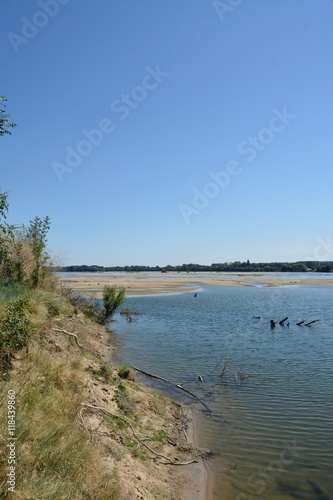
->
[60,286,126,325]
[60,287,100,320]
[0,297,35,366]
[100,286,125,324]
[118,364,135,381]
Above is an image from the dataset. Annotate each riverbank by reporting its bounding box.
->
[59,271,333,297]
[0,289,209,498]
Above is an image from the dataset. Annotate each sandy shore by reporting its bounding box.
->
[182,408,215,500]
[59,272,333,296]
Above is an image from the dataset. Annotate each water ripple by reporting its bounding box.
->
[111,285,333,499]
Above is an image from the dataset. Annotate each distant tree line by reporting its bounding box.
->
[59,261,333,274]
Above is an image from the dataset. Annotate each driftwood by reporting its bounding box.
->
[296,319,320,327]
[79,403,198,465]
[209,356,224,375]
[305,319,320,327]
[52,328,83,348]
[133,366,212,414]
[220,362,229,381]
[279,316,288,325]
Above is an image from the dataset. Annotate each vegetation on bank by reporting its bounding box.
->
[0,184,193,499]
[60,260,333,274]
[0,184,128,497]
[0,204,191,498]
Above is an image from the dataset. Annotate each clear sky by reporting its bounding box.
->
[1,0,332,266]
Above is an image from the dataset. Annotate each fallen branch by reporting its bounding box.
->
[220,362,229,380]
[52,328,83,348]
[305,319,321,327]
[133,366,212,414]
[80,403,198,466]
[209,355,224,375]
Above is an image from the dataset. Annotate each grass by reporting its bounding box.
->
[0,349,121,499]
[117,364,132,379]
[0,279,186,499]
[0,283,71,339]
[152,430,168,443]
[89,362,114,383]
[114,384,135,416]
[0,281,30,303]
[105,414,128,431]
[124,438,149,461]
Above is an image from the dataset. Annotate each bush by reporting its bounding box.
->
[60,285,125,325]
[100,286,125,324]
[118,365,135,380]
[60,287,100,320]
[0,297,35,365]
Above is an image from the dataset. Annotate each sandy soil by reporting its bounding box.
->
[60,272,333,297]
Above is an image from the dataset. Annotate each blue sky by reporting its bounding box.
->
[1,0,332,266]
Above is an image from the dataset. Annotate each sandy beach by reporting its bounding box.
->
[59,272,333,297]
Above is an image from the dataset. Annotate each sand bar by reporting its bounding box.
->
[58,272,333,296]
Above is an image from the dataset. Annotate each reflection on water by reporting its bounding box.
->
[110,285,333,499]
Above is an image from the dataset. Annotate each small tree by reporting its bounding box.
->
[27,216,51,288]
[100,285,126,324]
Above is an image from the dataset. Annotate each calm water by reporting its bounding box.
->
[110,284,333,500]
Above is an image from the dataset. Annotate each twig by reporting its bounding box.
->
[220,362,229,380]
[52,328,83,348]
[133,366,212,413]
[209,355,224,375]
[80,403,198,466]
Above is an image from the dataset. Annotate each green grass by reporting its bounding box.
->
[0,280,30,303]
[88,362,114,383]
[152,430,168,443]
[114,384,135,416]
[124,438,149,461]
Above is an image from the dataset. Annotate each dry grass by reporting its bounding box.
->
[0,286,203,499]
[0,349,121,499]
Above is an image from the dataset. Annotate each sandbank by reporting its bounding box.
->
[59,272,333,297]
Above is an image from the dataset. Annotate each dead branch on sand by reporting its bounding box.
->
[79,402,198,466]
[52,327,83,348]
